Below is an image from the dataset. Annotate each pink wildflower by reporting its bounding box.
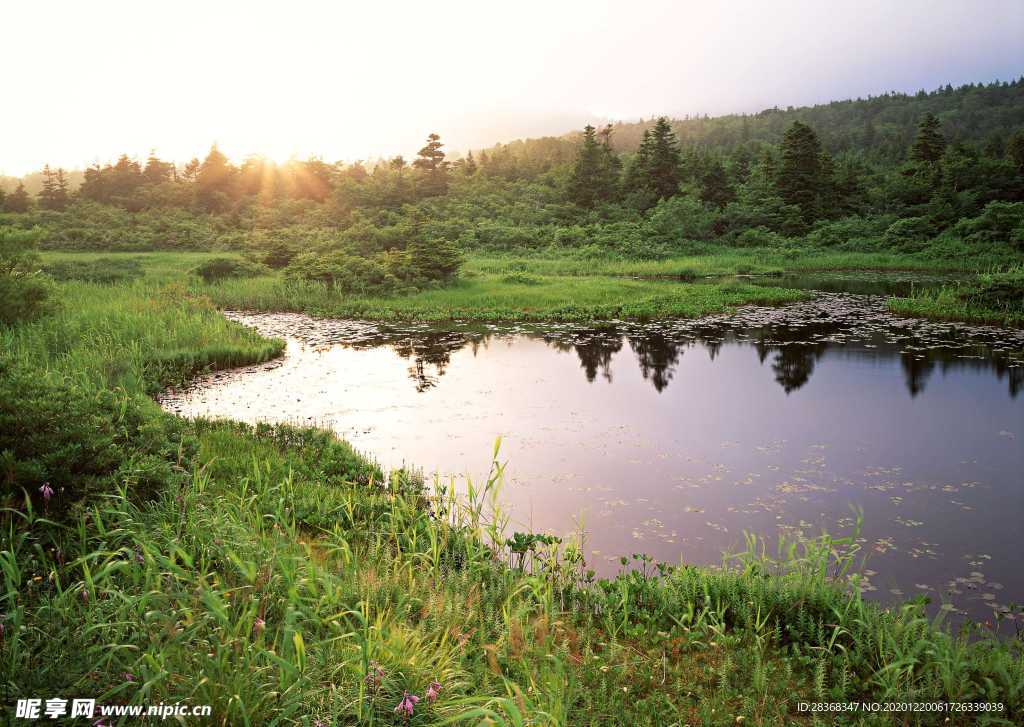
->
[426,680,442,703]
[394,692,419,720]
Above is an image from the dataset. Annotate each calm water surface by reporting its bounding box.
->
[160,291,1024,624]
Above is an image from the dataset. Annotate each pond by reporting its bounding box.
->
[160,290,1024,625]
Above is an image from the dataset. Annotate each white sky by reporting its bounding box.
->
[2,0,1022,175]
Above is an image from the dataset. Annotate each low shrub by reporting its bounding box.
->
[0,363,191,518]
[0,226,55,325]
[952,201,1024,251]
[285,251,400,294]
[191,256,268,282]
[501,272,543,285]
[883,216,936,252]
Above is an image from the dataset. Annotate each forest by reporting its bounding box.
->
[1,79,1022,275]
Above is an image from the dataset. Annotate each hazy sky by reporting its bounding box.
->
[3,0,1022,175]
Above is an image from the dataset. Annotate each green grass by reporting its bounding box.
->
[203,274,806,322]
[464,249,1003,279]
[889,268,1024,327]
[4,252,1021,724]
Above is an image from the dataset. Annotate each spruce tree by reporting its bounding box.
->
[5,182,30,212]
[143,151,175,185]
[776,121,823,223]
[54,168,70,210]
[413,133,450,197]
[646,117,682,199]
[37,165,68,210]
[624,129,653,191]
[196,145,237,211]
[699,160,735,209]
[910,113,946,163]
[568,124,619,207]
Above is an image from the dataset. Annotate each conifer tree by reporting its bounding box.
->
[143,151,175,185]
[568,124,620,207]
[699,159,735,209]
[5,182,30,212]
[196,145,237,211]
[413,133,450,197]
[646,117,682,199]
[910,113,946,163]
[776,120,823,223]
[38,165,68,210]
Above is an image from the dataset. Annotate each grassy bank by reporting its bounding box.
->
[41,250,1022,328]
[204,274,805,323]
[1,256,1021,724]
[463,249,999,279]
[888,269,1024,328]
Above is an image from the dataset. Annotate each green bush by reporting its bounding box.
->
[191,256,268,282]
[643,194,718,244]
[501,272,543,285]
[952,201,1024,250]
[0,363,191,518]
[883,216,936,251]
[0,226,55,325]
[732,226,794,248]
[44,256,145,284]
[285,250,400,294]
[805,215,894,248]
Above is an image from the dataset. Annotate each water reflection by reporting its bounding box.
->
[281,294,1023,398]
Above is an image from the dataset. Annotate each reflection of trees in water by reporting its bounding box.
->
[391,334,466,392]
[771,345,819,394]
[748,322,835,394]
[574,335,623,383]
[901,346,1022,399]
[900,354,934,397]
[628,333,682,393]
[340,322,1021,398]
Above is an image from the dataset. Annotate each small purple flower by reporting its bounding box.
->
[394,692,419,720]
[253,617,266,634]
[122,671,135,682]
[39,483,54,502]
[426,680,442,704]
[81,589,89,604]
[134,548,145,564]
[0,621,5,639]
[313,720,329,727]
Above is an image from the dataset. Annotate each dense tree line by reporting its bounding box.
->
[2,78,1024,276]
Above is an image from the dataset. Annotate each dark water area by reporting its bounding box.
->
[160,293,1024,625]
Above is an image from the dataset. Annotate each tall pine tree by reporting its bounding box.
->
[5,182,30,212]
[412,133,450,197]
[568,124,620,207]
[910,113,946,164]
[776,121,823,223]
